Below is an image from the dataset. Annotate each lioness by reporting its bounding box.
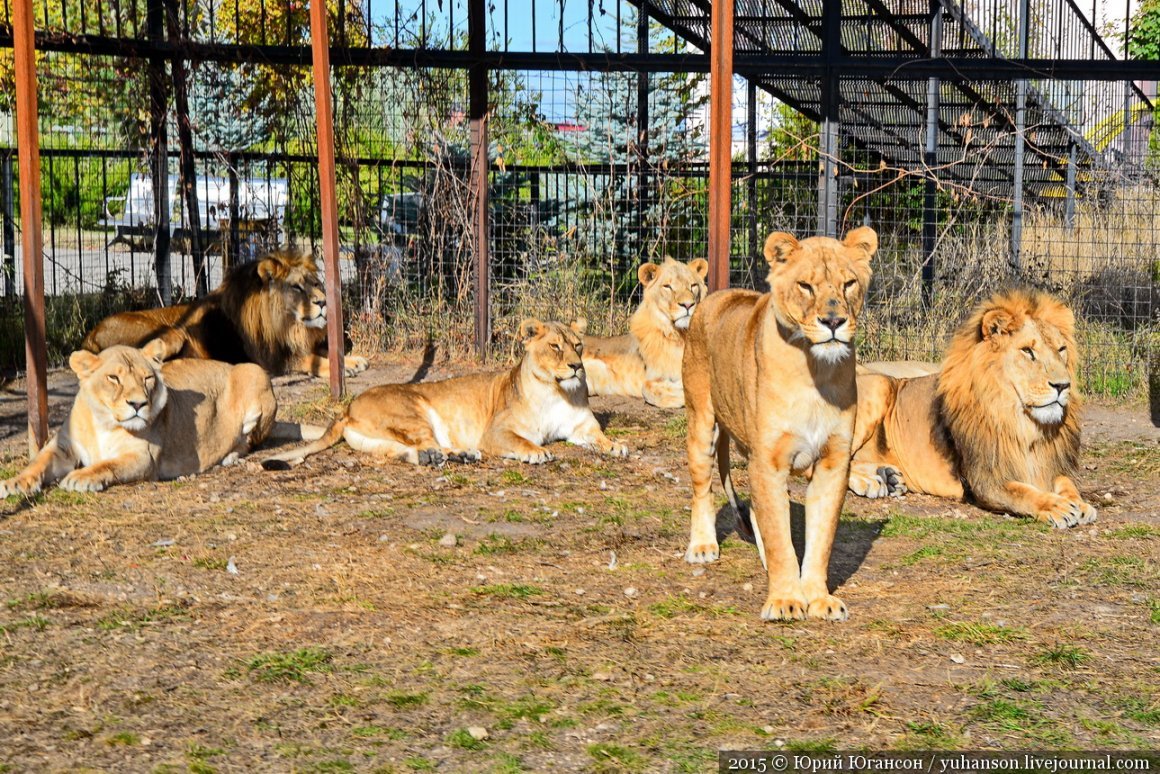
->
[262,319,628,468]
[849,289,1097,528]
[683,227,876,622]
[1,340,277,495]
[82,250,368,379]
[581,257,709,408]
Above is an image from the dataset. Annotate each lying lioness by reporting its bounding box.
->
[1,340,278,495]
[263,319,628,468]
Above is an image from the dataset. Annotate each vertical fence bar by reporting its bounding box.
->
[13,0,48,454]
[147,0,172,304]
[168,0,207,297]
[469,0,490,357]
[921,0,943,308]
[310,0,346,398]
[817,0,840,238]
[637,5,649,262]
[2,150,14,297]
[708,0,733,291]
[746,78,759,288]
[1011,0,1029,272]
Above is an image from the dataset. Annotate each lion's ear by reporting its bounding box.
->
[69,350,101,378]
[638,262,661,287]
[257,255,288,283]
[981,307,1021,340]
[570,317,588,335]
[763,232,800,265]
[688,258,709,279]
[518,318,545,343]
[141,337,170,365]
[843,226,878,261]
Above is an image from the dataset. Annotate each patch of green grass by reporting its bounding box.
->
[351,725,407,740]
[445,472,470,487]
[500,469,528,485]
[1033,644,1091,669]
[1079,556,1155,587]
[783,738,839,752]
[0,615,50,633]
[105,731,139,746]
[1085,370,1137,398]
[471,583,544,600]
[491,752,527,773]
[882,513,1030,540]
[1000,677,1062,693]
[192,556,229,571]
[474,533,542,555]
[648,595,703,619]
[328,693,360,708]
[898,720,961,750]
[385,691,428,709]
[307,760,354,773]
[404,758,436,771]
[1119,696,1160,725]
[6,591,62,610]
[447,728,487,750]
[1106,524,1160,540]
[447,646,479,657]
[246,647,333,684]
[46,489,96,506]
[1151,598,1160,625]
[968,698,1073,744]
[896,545,945,566]
[934,621,1027,645]
[588,742,646,773]
[663,414,687,440]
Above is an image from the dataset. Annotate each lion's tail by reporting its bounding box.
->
[261,417,348,471]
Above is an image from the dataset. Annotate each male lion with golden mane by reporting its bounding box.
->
[262,319,628,469]
[81,250,368,379]
[849,289,1096,528]
[683,227,876,622]
[0,340,277,495]
[581,257,708,408]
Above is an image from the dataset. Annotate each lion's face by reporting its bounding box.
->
[639,257,709,331]
[69,341,169,432]
[980,303,1076,426]
[258,255,327,330]
[764,227,876,364]
[520,318,587,392]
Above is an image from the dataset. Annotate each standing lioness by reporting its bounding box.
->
[683,227,876,622]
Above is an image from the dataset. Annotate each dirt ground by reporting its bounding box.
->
[1,356,1158,772]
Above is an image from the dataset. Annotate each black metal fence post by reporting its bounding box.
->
[147,0,172,304]
[1,149,14,297]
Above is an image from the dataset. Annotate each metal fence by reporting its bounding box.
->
[1,0,1158,400]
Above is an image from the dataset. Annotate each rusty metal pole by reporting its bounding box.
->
[707,0,734,292]
[310,0,346,398]
[469,0,490,359]
[13,0,48,455]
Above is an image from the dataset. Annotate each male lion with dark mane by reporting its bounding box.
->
[683,227,876,622]
[82,250,368,379]
[581,257,708,408]
[849,288,1096,528]
[262,319,627,469]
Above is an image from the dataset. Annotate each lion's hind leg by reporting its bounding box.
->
[344,424,443,466]
[684,378,720,564]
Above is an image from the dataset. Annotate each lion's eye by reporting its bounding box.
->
[844,279,858,291]
[551,344,562,353]
[1022,347,1036,361]
[662,284,673,292]
[797,282,813,295]
[292,284,305,293]
[107,374,120,385]
[575,344,584,354]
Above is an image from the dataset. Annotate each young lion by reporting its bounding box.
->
[0,340,277,495]
[262,319,628,468]
[581,257,709,408]
[683,227,876,622]
[849,289,1097,528]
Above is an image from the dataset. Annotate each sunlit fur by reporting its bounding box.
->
[582,257,709,408]
[262,319,628,469]
[81,250,367,379]
[938,288,1081,497]
[849,289,1094,527]
[0,340,276,495]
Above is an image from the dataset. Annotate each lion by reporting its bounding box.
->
[682,227,876,622]
[0,340,278,495]
[262,319,628,469]
[81,250,368,379]
[581,257,709,408]
[849,289,1097,528]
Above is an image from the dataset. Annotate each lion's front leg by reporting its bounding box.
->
[800,441,850,622]
[293,352,367,379]
[642,377,685,408]
[749,452,805,621]
[480,427,554,465]
[982,480,1088,529]
[565,414,628,458]
[0,436,74,497]
[60,452,156,492]
[1053,475,1098,525]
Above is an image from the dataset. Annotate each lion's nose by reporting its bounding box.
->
[127,399,147,411]
[680,301,695,312]
[1050,380,1071,394]
[316,297,326,308]
[820,315,847,332]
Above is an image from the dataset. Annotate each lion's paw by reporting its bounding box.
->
[513,450,553,465]
[0,475,41,498]
[446,449,482,464]
[605,441,629,458]
[1036,495,1085,529]
[806,594,849,622]
[416,448,447,467]
[760,595,808,622]
[684,540,720,564]
[344,356,369,376]
[1073,499,1098,525]
[849,466,905,499]
[60,470,108,493]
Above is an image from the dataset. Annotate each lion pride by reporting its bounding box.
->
[683,227,876,622]
[850,289,1097,528]
[82,250,368,379]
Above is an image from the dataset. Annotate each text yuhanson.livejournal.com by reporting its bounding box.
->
[719,752,1158,774]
